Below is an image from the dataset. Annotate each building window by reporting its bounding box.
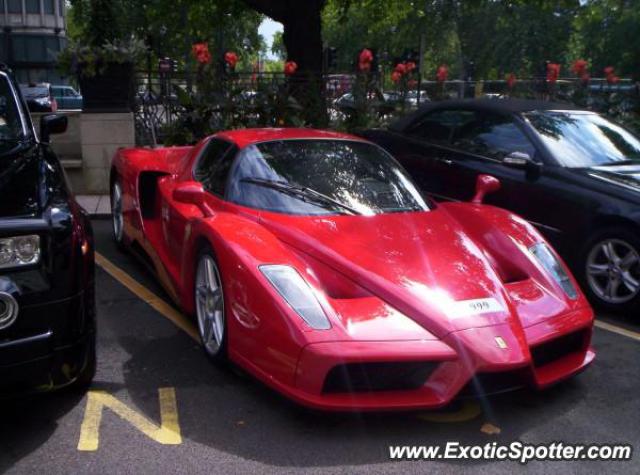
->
[26,0,39,14]
[59,0,64,16]
[44,0,54,14]
[8,0,22,14]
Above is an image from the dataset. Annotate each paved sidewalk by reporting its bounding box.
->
[76,195,111,217]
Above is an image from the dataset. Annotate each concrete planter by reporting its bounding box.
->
[79,62,135,113]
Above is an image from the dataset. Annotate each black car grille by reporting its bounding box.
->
[458,368,530,398]
[322,361,439,393]
[530,330,586,368]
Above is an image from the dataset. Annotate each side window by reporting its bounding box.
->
[451,112,536,160]
[408,109,476,144]
[193,139,235,196]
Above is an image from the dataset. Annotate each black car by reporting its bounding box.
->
[19,83,58,113]
[361,98,640,314]
[0,65,96,395]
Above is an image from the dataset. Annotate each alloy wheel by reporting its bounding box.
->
[195,254,225,355]
[111,182,124,243]
[586,238,640,304]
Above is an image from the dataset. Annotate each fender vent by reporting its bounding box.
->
[322,361,438,393]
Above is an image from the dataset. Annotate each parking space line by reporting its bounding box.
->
[594,320,640,342]
[95,252,200,343]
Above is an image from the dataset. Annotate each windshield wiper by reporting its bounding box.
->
[240,177,361,215]
[597,158,640,167]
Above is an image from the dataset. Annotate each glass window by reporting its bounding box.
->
[26,0,39,13]
[8,0,22,14]
[526,111,640,168]
[193,139,234,196]
[0,75,26,148]
[43,0,53,14]
[409,109,476,144]
[451,112,536,160]
[226,140,429,216]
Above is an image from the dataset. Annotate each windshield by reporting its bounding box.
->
[226,139,430,216]
[526,111,640,168]
[20,86,49,99]
[0,76,25,146]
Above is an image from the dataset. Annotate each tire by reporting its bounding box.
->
[579,227,640,314]
[70,276,97,392]
[111,178,125,250]
[194,246,228,364]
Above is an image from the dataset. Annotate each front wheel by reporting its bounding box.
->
[581,227,640,314]
[111,179,125,249]
[194,247,228,363]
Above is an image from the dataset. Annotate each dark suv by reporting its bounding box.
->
[1,65,96,395]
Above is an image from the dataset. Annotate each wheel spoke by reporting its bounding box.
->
[213,312,223,344]
[203,316,214,343]
[622,272,640,294]
[587,263,608,277]
[604,278,621,299]
[205,259,217,290]
[602,242,620,264]
[620,251,639,271]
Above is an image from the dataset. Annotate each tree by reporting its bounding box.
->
[241,0,329,125]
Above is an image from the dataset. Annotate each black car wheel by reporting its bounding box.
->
[581,227,640,314]
[194,246,228,364]
[111,179,125,249]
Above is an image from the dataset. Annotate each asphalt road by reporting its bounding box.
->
[1,219,639,474]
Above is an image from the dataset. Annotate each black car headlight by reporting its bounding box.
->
[530,242,577,299]
[0,235,41,269]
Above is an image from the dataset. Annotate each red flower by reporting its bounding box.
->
[284,60,298,76]
[407,79,418,89]
[394,63,407,75]
[405,61,417,73]
[506,73,516,89]
[192,42,211,64]
[359,48,373,65]
[358,59,372,72]
[572,59,588,76]
[581,73,591,84]
[546,63,560,83]
[391,71,402,83]
[436,64,448,82]
[604,66,619,84]
[224,51,238,69]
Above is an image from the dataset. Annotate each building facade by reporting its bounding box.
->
[0,0,67,84]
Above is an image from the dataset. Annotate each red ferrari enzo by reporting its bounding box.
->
[110,128,595,411]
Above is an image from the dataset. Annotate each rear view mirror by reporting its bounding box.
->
[172,181,214,217]
[472,174,501,204]
[40,114,67,143]
[502,151,532,167]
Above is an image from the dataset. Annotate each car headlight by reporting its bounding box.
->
[34,97,50,106]
[0,235,41,269]
[260,265,331,330]
[529,243,577,299]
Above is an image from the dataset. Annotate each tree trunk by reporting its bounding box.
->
[241,0,328,126]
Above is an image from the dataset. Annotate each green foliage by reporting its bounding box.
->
[57,38,146,78]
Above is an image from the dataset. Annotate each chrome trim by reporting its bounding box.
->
[0,330,53,349]
[0,292,19,330]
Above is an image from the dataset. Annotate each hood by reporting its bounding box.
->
[259,209,523,339]
[581,164,640,194]
[0,145,42,219]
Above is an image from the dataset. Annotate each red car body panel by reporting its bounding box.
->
[111,128,595,411]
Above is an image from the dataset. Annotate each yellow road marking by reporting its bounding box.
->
[95,252,200,343]
[78,388,182,451]
[594,320,640,342]
[418,400,482,423]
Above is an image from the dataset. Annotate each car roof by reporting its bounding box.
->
[214,128,367,148]
[390,98,582,132]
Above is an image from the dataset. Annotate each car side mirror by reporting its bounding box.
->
[502,151,532,168]
[39,114,67,143]
[172,181,214,217]
[472,174,501,204]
